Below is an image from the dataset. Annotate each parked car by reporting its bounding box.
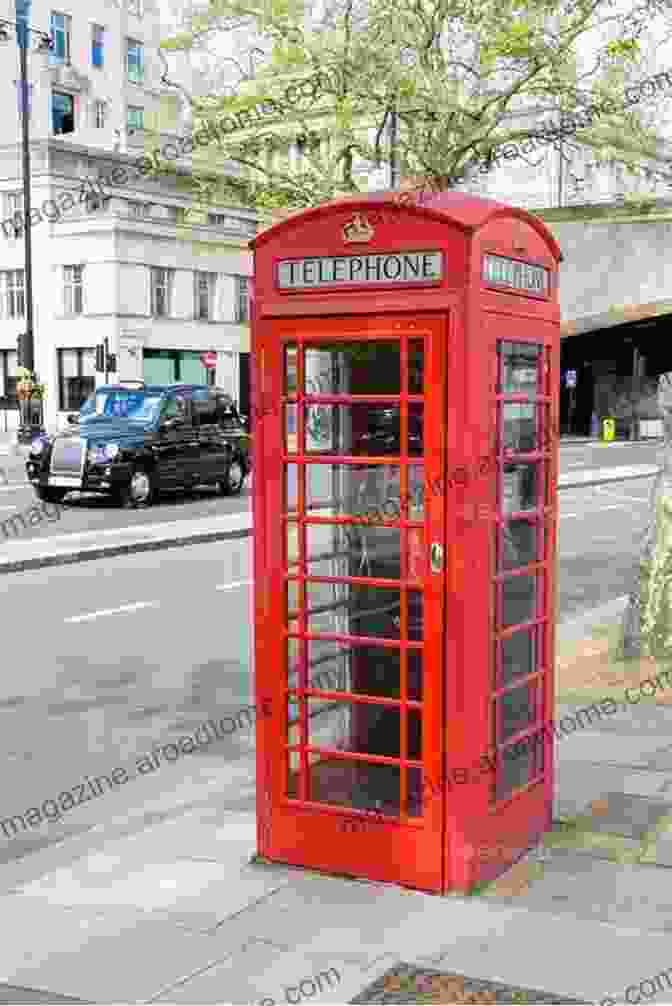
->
[26,383,251,507]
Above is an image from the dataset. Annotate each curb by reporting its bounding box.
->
[558,467,659,490]
[0,524,251,575]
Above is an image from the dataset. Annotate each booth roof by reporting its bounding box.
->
[249,189,563,262]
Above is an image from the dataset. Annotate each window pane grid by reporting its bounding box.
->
[285,336,426,821]
[492,340,548,803]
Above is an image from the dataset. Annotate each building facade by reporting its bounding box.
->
[0,0,254,433]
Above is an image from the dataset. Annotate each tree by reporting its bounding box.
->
[155,0,672,215]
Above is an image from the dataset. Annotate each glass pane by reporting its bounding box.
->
[408,649,422,702]
[307,758,400,815]
[502,463,538,514]
[305,524,401,580]
[406,766,423,817]
[409,404,423,456]
[285,344,298,394]
[305,404,402,456]
[499,342,540,396]
[407,591,423,641]
[496,734,537,800]
[503,403,538,452]
[306,582,402,639]
[286,464,298,512]
[309,639,394,698]
[308,698,401,757]
[408,339,424,394]
[409,465,425,520]
[407,709,422,760]
[304,342,400,395]
[500,683,535,742]
[286,580,300,618]
[502,574,538,628]
[500,628,536,686]
[500,519,540,571]
[306,464,401,519]
[287,637,301,688]
[286,521,300,570]
[285,404,297,452]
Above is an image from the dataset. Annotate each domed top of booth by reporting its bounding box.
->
[250,189,562,262]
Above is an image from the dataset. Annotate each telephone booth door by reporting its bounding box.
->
[257,314,449,892]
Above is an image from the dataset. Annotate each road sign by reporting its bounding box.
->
[200,351,217,369]
[565,369,577,388]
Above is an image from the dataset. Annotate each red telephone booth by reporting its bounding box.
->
[251,191,562,894]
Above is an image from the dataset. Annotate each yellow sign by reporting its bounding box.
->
[602,418,615,442]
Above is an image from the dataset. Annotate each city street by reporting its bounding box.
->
[0,438,662,544]
[0,444,657,878]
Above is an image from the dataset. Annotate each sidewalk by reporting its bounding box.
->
[0,463,662,575]
[1,597,672,1004]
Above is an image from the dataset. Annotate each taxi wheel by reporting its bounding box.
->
[120,466,156,507]
[218,458,245,496]
[34,486,67,504]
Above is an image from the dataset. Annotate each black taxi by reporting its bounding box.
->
[26,383,251,506]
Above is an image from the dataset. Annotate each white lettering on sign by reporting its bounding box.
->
[277,251,443,289]
[483,254,549,296]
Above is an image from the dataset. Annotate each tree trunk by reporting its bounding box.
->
[621,372,672,658]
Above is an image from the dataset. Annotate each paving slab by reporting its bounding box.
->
[582,793,672,841]
[153,940,347,1004]
[18,852,291,932]
[641,833,672,867]
[481,851,672,933]
[552,730,672,767]
[553,762,667,820]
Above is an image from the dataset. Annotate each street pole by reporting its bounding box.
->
[18,40,34,375]
[389,104,399,190]
[4,3,51,440]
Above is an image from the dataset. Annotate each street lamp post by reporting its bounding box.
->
[1,4,52,443]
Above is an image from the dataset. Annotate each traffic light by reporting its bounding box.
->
[95,344,105,371]
[16,332,29,369]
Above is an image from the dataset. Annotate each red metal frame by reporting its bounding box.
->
[251,192,561,895]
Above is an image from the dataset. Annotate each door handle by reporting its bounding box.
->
[430,542,444,573]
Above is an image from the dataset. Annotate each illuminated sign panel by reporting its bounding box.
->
[483,254,549,296]
[278,251,442,289]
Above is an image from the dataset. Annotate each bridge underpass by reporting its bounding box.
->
[538,203,672,437]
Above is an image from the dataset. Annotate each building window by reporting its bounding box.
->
[93,100,106,129]
[234,275,249,323]
[50,12,71,64]
[57,349,96,411]
[127,105,144,131]
[0,350,18,409]
[194,272,215,320]
[52,91,74,134]
[63,265,84,316]
[3,192,24,238]
[151,267,173,317]
[0,271,25,319]
[91,25,104,68]
[126,40,144,84]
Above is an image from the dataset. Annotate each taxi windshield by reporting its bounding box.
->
[79,391,162,422]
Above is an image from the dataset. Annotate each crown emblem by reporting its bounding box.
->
[342,213,374,244]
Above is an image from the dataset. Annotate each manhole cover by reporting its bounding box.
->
[350,964,589,1003]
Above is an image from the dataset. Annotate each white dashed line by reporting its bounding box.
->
[65,601,160,623]
[215,579,253,591]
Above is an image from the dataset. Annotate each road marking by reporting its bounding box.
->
[215,579,253,591]
[65,601,160,623]
[559,503,646,518]
[0,505,17,511]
